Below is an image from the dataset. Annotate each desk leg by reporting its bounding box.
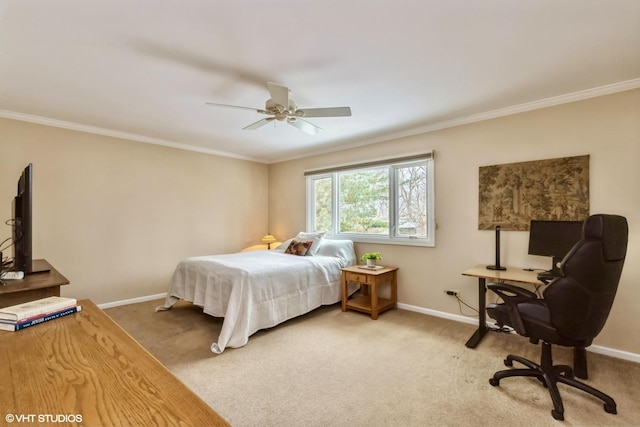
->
[465,277,488,348]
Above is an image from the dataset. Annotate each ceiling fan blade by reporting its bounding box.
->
[297,106,352,117]
[205,101,262,112]
[288,118,321,135]
[243,117,274,130]
[267,82,290,107]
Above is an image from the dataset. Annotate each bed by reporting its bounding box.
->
[156,236,358,353]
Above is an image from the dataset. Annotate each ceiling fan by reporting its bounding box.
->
[206,82,352,135]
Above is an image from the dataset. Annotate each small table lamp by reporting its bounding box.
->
[262,234,277,250]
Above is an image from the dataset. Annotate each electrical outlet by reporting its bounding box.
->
[445,289,459,296]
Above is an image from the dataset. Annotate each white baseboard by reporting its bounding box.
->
[398,302,640,364]
[97,293,167,310]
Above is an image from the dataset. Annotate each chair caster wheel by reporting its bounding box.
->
[604,403,617,414]
[489,378,500,387]
[503,358,513,367]
[551,409,564,421]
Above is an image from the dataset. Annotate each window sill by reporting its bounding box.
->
[328,235,435,248]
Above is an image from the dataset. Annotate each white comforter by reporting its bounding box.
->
[158,247,356,353]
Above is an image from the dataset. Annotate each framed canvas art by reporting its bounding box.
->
[478,155,589,231]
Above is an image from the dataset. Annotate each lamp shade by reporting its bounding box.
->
[262,234,277,245]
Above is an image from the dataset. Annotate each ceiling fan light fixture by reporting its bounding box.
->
[206,82,352,134]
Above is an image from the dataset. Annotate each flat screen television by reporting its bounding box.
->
[528,219,584,274]
[12,163,34,274]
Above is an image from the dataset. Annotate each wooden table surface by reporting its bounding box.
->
[462,264,542,285]
[0,299,229,427]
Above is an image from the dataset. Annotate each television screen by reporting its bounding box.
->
[12,164,33,274]
[528,219,584,273]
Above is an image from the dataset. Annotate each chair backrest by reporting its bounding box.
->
[542,214,628,343]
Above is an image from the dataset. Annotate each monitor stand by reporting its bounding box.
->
[537,257,564,283]
[549,256,563,276]
[28,259,52,274]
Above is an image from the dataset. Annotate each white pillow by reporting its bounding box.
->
[273,238,293,252]
[293,231,326,256]
[315,239,356,266]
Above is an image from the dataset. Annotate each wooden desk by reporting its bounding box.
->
[462,264,588,379]
[0,260,69,308]
[341,265,398,319]
[0,299,229,427]
[462,264,543,348]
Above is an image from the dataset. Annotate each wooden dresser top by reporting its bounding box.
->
[0,299,228,426]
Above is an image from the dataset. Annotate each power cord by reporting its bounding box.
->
[1,219,18,253]
[0,236,14,253]
[533,284,543,298]
[0,251,13,285]
[453,294,479,317]
[1,219,16,283]
[491,325,514,334]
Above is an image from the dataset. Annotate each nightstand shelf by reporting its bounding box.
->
[345,294,395,314]
[341,265,398,319]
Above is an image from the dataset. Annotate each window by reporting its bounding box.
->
[306,153,435,246]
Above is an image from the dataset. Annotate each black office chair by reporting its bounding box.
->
[486,214,628,421]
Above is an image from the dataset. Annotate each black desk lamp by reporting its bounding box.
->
[487,225,507,270]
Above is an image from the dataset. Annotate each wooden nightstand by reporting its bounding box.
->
[341,265,398,319]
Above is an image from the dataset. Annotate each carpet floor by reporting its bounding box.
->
[106,299,640,427]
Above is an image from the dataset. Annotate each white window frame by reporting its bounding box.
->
[305,153,435,247]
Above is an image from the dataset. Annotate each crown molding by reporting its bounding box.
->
[2,78,639,165]
[411,78,640,135]
[0,110,265,163]
[270,78,640,163]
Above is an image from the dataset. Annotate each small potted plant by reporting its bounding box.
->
[360,252,382,267]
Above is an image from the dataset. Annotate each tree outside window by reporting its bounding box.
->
[306,154,435,247]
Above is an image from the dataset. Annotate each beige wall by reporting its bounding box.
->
[0,118,269,304]
[1,89,637,354]
[269,89,640,354]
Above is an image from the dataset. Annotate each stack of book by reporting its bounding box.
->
[0,296,81,332]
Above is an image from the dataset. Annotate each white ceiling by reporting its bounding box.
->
[1,1,639,164]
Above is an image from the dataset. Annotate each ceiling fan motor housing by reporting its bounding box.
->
[265,98,299,120]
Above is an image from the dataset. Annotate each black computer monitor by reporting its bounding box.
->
[528,219,584,274]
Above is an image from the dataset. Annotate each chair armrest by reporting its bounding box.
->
[487,282,537,301]
[487,283,538,336]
